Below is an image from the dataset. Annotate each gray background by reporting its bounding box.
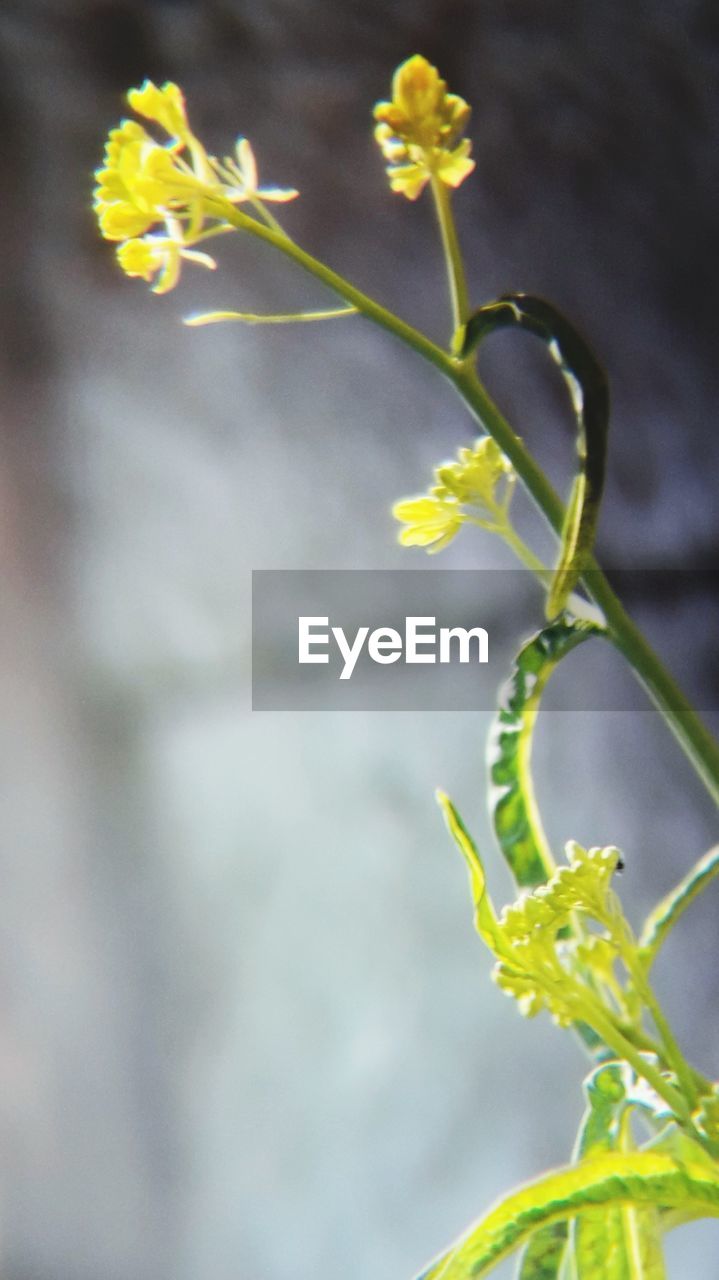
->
[1,2,719,1277]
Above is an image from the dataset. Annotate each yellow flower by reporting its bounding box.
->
[94,81,299,294]
[116,225,216,294]
[126,80,190,142]
[434,438,513,508]
[93,120,164,240]
[208,137,298,205]
[392,495,464,553]
[393,438,514,555]
[374,55,475,200]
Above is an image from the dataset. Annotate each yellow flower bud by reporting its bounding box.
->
[374,54,475,200]
[127,80,190,142]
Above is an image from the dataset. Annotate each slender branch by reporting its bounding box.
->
[576,998,690,1124]
[430,176,470,334]
[625,956,700,1109]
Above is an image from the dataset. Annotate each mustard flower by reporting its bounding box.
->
[126,80,191,143]
[392,495,464,553]
[94,120,164,241]
[374,55,475,200]
[94,80,297,294]
[116,223,217,295]
[434,438,513,508]
[393,438,514,554]
[209,137,298,206]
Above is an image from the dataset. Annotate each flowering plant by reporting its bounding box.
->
[95,56,719,1279]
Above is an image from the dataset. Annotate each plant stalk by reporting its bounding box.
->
[430,175,470,334]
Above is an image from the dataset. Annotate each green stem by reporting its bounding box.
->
[577,997,691,1125]
[430,175,470,334]
[207,199,719,808]
[249,196,293,239]
[617,1020,713,1095]
[626,958,700,1109]
[501,525,552,584]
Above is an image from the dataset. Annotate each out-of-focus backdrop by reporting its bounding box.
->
[2,2,719,1277]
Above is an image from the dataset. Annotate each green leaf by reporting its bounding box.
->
[516,1223,568,1279]
[639,845,719,968]
[545,474,587,622]
[416,1151,719,1280]
[573,1201,665,1279]
[571,1062,668,1278]
[574,1062,669,1160]
[488,619,605,888]
[459,294,609,619]
[436,790,506,955]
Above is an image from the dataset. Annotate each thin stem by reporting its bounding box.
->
[626,957,700,1109]
[578,997,691,1124]
[249,196,293,239]
[206,198,719,808]
[501,525,552,585]
[430,175,471,334]
[205,196,454,375]
[464,513,550,585]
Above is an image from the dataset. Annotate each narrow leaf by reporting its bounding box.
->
[459,294,609,618]
[416,1151,719,1280]
[183,305,357,326]
[639,845,719,967]
[487,619,605,888]
[436,790,505,953]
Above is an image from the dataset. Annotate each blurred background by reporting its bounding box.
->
[1,1,719,1276]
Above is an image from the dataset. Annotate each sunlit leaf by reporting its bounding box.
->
[416,1151,719,1280]
[571,1061,668,1278]
[459,293,609,619]
[487,619,605,889]
[639,845,719,967]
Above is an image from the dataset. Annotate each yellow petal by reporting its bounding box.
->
[127,80,189,140]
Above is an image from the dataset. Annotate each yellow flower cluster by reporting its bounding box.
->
[492,843,626,1024]
[438,794,634,1033]
[393,437,514,553]
[94,81,297,293]
[374,55,475,200]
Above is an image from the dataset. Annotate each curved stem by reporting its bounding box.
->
[207,199,719,808]
[430,176,470,334]
[450,366,719,810]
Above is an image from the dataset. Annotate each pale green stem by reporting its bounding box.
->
[575,996,691,1124]
[249,196,293,239]
[464,513,550,585]
[501,525,552,585]
[203,196,719,809]
[429,174,471,335]
[625,956,700,1109]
